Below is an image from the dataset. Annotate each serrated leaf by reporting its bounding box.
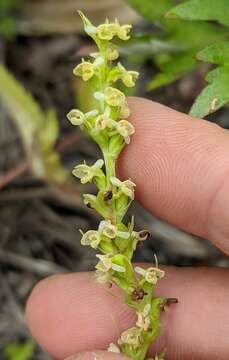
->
[126,0,173,21]
[197,42,229,65]
[4,340,34,360]
[168,0,229,27]
[190,66,229,118]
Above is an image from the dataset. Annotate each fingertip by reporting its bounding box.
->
[64,350,130,360]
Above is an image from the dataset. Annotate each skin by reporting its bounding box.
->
[26,98,229,360]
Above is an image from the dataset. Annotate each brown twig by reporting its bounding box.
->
[0,160,29,190]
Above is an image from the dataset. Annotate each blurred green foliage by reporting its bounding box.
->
[0,0,22,38]
[126,0,229,117]
[0,65,67,183]
[4,340,34,360]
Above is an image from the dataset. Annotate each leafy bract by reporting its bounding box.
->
[168,0,229,27]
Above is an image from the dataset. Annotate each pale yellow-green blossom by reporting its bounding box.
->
[136,304,151,331]
[67,109,98,126]
[73,60,95,81]
[98,220,130,239]
[81,230,101,249]
[135,266,165,285]
[111,177,136,200]
[116,120,135,144]
[118,327,142,348]
[106,44,119,61]
[116,63,139,87]
[104,87,125,107]
[120,102,130,119]
[72,159,104,184]
[95,107,116,132]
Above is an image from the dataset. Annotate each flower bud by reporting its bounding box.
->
[116,120,135,144]
[106,44,119,61]
[73,61,94,81]
[104,87,125,107]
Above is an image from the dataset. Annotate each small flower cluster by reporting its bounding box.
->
[67,12,170,360]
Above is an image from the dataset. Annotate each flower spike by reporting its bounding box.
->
[67,11,172,360]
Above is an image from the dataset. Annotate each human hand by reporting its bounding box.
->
[26,98,229,360]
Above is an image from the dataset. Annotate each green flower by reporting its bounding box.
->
[67,109,98,126]
[116,119,135,144]
[72,159,104,184]
[106,44,119,61]
[99,220,130,239]
[73,60,95,81]
[95,107,116,132]
[104,87,125,107]
[118,327,142,348]
[110,177,136,200]
[135,266,165,285]
[95,254,126,284]
[81,230,101,249]
[136,304,151,331]
[120,102,131,119]
[97,22,117,40]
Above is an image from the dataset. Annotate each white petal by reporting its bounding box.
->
[111,263,126,273]
[85,109,99,118]
[117,231,130,239]
[94,91,105,101]
[134,266,146,276]
[93,159,104,169]
[110,177,122,187]
[94,56,105,67]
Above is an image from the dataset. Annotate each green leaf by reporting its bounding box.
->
[168,0,229,27]
[41,108,59,151]
[148,52,196,90]
[190,66,229,118]
[0,64,44,153]
[0,65,67,183]
[197,42,229,65]
[126,0,173,21]
[4,340,34,360]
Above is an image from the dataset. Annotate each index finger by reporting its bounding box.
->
[119,97,229,254]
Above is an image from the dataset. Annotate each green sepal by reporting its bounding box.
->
[108,134,125,158]
[94,173,107,191]
[99,237,115,254]
[115,194,132,222]
[111,254,136,290]
[83,193,112,219]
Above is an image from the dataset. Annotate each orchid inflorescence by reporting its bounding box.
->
[67,11,169,360]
